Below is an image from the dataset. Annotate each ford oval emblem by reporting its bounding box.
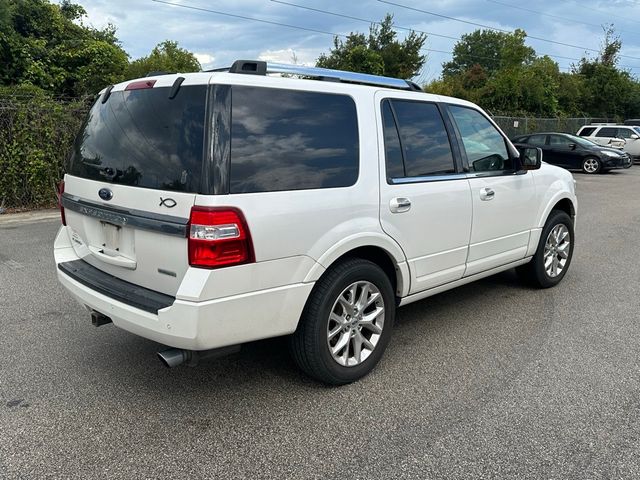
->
[98,188,113,201]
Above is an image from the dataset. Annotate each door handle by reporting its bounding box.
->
[390,197,412,213]
[479,187,495,201]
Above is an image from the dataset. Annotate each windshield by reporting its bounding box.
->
[67,85,207,192]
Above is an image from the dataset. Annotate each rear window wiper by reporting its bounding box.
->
[101,85,114,104]
[169,77,185,100]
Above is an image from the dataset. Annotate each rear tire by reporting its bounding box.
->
[517,210,574,289]
[289,258,395,385]
[582,157,601,174]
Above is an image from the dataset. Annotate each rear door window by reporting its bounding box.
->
[68,85,207,193]
[229,86,359,193]
[596,127,618,138]
[527,134,548,146]
[549,135,573,146]
[381,99,456,179]
[381,100,405,179]
[578,127,596,137]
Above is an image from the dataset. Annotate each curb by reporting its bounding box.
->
[0,209,60,225]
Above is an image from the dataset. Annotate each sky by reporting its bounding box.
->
[77,0,640,82]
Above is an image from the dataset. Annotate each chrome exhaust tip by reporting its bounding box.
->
[157,348,190,368]
[157,345,240,368]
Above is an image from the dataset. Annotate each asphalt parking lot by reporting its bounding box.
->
[1,168,640,479]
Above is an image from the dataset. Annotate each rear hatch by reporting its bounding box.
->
[61,77,209,296]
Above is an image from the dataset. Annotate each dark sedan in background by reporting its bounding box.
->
[512,133,632,174]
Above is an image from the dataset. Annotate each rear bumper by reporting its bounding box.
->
[54,228,314,350]
[58,260,174,314]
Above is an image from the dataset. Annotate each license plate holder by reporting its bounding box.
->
[100,221,122,255]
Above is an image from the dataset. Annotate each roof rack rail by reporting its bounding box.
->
[208,60,422,92]
[145,71,173,77]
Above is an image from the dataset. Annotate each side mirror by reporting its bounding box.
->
[516,146,542,170]
[568,143,577,150]
[631,134,639,140]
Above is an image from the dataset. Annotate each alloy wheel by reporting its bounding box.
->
[327,281,385,367]
[543,224,571,278]
[583,158,599,173]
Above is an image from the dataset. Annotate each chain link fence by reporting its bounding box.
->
[0,92,92,209]
[492,116,615,139]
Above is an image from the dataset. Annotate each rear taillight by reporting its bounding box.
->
[188,207,254,269]
[56,180,66,226]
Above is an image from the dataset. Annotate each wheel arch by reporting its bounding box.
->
[551,197,576,220]
[536,190,577,229]
[304,234,410,298]
[527,191,576,257]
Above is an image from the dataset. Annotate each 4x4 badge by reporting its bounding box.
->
[159,197,177,208]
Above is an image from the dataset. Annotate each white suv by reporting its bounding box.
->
[54,61,577,384]
[577,124,640,162]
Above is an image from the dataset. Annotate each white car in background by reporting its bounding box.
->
[577,124,640,162]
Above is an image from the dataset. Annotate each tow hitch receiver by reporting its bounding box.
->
[91,310,112,327]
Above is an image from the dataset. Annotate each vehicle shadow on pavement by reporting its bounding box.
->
[71,268,548,396]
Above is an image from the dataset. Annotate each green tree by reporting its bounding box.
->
[317,14,426,78]
[481,67,525,113]
[126,40,201,79]
[520,56,561,115]
[479,59,560,116]
[426,65,486,105]
[599,24,621,67]
[461,63,488,91]
[578,62,634,118]
[556,73,586,116]
[576,26,639,118]
[0,0,128,96]
[429,30,559,115]
[442,29,535,78]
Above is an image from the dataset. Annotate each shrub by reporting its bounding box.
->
[0,86,91,208]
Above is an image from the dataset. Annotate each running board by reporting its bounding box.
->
[398,258,532,307]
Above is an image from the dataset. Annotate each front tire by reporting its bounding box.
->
[289,258,395,385]
[582,157,601,174]
[517,210,574,288]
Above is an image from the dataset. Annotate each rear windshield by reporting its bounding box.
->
[67,85,207,192]
[565,134,597,148]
